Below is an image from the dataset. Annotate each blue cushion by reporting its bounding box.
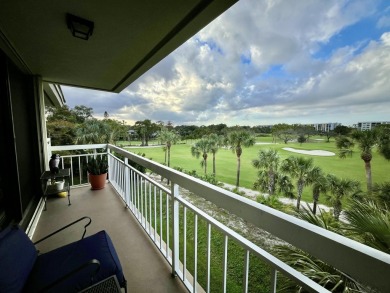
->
[0,226,37,293]
[24,231,125,293]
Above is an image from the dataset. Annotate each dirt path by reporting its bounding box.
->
[221,182,331,213]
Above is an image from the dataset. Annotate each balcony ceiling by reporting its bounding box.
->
[0,0,237,92]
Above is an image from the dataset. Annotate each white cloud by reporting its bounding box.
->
[63,0,390,126]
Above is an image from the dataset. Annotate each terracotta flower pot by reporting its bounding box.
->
[88,173,107,190]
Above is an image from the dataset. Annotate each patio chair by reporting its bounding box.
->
[0,217,127,293]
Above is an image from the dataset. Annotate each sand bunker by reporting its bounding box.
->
[282,147,335,156]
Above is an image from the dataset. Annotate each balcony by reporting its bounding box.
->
[32,184,187,293]
[31,143,390,293]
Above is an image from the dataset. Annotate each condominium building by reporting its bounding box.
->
[309,122,341,132]
[356,121,390,131]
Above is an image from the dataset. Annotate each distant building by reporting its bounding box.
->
[356,121,390,131]
[309,123,341,132]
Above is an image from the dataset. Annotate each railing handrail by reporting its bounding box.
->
[50,144,107,151]
[49,144,390,292]
[107,144,390,292]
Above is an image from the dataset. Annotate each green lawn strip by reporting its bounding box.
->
[138,185,271,292]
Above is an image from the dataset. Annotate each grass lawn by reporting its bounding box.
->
[120,136,389,204]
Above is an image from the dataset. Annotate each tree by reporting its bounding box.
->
[377,125,390,161]
[104,119,129,144]
[320,130,335,143]
[157,127,179,168]
[272,123,296,144]
[275,173,295,198]
[295,125,316,142]
[326,174,360,220]
[344,198,390,253]
[46,105,77,124]
[46,105,77,145]
[281,156,318,210]
[334,125,352,136]
[46,120,77,146]
[207,133,224,176]
[225,130,256,189]
[297,134,306,145]
[335,135,355,157]
[372,182,390,206]
[252,149,280,195]
[71,105,93,123]
[296,204,340,233]
[308,170,328,214]
[75,119,112,144]
[134,119,159,146]
[191,138,211,174]
[351,130,378,193]
[175,125,198,141]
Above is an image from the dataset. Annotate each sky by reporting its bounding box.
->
[62,0,390,127]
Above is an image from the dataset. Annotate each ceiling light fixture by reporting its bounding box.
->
[66,13,94,40]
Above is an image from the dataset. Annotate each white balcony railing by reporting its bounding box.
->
[49,144,390,293]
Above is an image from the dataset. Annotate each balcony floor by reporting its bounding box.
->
[32,183,188,293]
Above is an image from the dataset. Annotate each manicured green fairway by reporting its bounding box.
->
[122,136,389,203]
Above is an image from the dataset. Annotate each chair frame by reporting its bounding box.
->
[30,216,127,292]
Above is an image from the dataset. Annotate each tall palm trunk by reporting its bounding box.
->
[334,201,342,220]
[268,170,275,195]
[297,180,304,210]
[167,146,171,167]
[236,155,241,188]
[236,146,242,188]
[312,190,319,214]
[212,152,216,176]
[364,159,372,193]
[203,153,208,174]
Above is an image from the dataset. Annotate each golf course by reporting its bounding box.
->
[122,135,389,204]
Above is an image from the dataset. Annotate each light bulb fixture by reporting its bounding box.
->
[66,13,94,40]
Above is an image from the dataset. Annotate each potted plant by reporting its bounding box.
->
[87,156,108,190]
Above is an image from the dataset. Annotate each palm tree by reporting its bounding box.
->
[307,169,328,214]
[377,126,390,161]
[75,119,112,144]
[252,149,280,195]
[344,198,390,253]
[372,182,390,205]
[207,133,224,176]
[274,245,366,292]
[350,130,378,193]
[326,174,360,220]
[296,204,340,233]
[191,138,211,174]
[281,156,317,210]
[335,135,355,157]
[157,127,180,168]
[275,173,295,198]
[225,130,256,189]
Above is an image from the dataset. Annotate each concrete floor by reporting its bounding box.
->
[32,183,188,293]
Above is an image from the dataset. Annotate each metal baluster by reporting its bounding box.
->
[193,214,198,293]
[243,250,249,293]
[223,235,228,293]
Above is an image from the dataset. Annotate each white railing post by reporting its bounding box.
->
[107,148,112,183]
[171,183,180,277]
[124,158,129,207]
[47,138,52,162]
[270,268,277,293]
